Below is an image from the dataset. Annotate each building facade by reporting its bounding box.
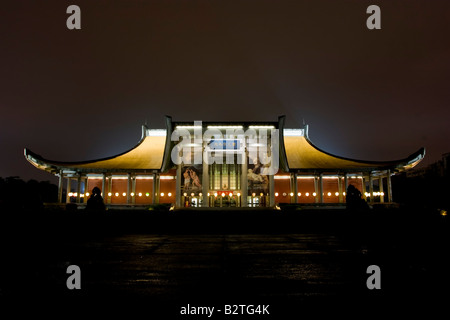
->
[25,116,425,208]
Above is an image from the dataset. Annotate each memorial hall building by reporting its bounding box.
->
[24,116,425,208]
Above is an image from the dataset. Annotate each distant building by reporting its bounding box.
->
[24,116,425,208]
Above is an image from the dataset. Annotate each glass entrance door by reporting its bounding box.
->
[209,160,242,207]
[210,191,242,207]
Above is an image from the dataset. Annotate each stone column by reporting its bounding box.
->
[66,177,71,203]
[293,173,298,204]
[152,173,157,205]
[155,174,160,204]
[314,176,319,203]
[202,147,209,207]
[379,176,384,203]
[107,175,112,204]
[361,176,366,200]
[338,176,343,203]
[127,173,131,204]
[269,174,275,207]
[290,174,294,204]
[101,173,106,197]
[319,174,324,203]
[76,175,81,203]
[369,173,374,204]
[84,177,88,203]
[241,149,248,207]
[58,170,64,203]
[176,165,181,207]
[131,175,136,204]
[387,170,393,202]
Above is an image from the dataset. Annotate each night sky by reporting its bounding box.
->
[2,0,449,183]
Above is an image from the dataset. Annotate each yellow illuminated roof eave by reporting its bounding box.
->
[283,135,425,171]
[24,135,167,172]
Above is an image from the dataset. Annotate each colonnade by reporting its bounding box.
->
[57,169,395,206]
[57,171,162,204]
[287,170,393,204]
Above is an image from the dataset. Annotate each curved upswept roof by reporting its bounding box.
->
[24,120,425,175]
[283,131,425,172]
[24,133,167,174]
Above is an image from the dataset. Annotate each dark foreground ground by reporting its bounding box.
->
[0,206,449,317]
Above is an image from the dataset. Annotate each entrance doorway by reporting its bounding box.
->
[182,195,203,207]
[210,191,241,207]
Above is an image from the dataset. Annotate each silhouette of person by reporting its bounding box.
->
[346,184,362,210]
[86,187,106,212]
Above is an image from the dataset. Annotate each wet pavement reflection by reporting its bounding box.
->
[1,208,449,316]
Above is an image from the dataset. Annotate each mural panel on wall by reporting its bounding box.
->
[181,164,202,194]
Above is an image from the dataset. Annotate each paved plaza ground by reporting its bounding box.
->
[1,207,449,317]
